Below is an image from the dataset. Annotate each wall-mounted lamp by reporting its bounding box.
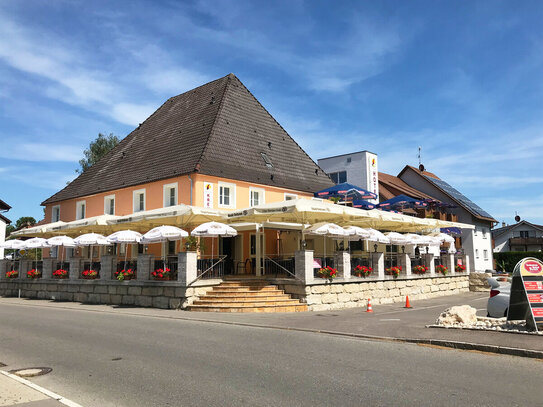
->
[301,240,307,249]
[401,245,405,254]
[185,241,191,251]
[373,244,378,253]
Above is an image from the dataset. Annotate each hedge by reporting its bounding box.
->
[494,251,543,273]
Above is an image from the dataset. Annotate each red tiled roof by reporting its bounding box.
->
[378,172,437,201]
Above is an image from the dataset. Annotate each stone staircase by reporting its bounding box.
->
[188,279,308,313]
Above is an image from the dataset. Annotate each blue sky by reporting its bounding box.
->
[1,0,542,226]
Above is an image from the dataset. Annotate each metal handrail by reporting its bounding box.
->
[194,255,227,281]
[264,256,302,282]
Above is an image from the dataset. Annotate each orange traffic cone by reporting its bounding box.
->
[404,296,412,309]
[366,298,373,313]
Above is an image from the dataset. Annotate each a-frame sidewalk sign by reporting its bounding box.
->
[507,257,543,332]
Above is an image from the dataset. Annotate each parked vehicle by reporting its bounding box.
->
[487,277,511,318]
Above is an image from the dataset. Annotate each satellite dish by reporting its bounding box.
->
[515,215,521,222]
[419,164,425,172]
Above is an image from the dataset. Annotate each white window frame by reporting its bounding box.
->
[284,193,298,201]
[475,249,479,259]
[75,200,86,220]
[104,195,115,215]
[474,227,478,236]
[163,182,178,207]
[482,228,487,239]
[52,205,60,222]
[249,187,265,207]
[218,182,236,208]
[133,189,146,212]
[483,249,488,260]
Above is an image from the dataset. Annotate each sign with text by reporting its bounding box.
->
[507,257,543,332]
[203,182,213,209]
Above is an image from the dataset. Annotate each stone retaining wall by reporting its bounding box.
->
[468,272,492,292]
[0,280,215,309]
[278,275,470,311]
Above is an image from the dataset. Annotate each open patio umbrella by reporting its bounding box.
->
[141,226,189,274]
[106,230,142,272]
[1,240,27,273]
[377,194,427,210]
[351,200,376,209]
[73,233,112,270]
[304,222,347,268]
[384,232,412,245]
[46,235,75,268]
[24,237,51,274]
[315,182,377,201]
[343,226,372,240]
[191,222,237,276]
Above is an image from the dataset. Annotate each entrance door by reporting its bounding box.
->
[220,237,235,276]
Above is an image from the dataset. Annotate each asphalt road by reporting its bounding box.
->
[0,302,541,407]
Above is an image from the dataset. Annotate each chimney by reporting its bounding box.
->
[502,222,506,227]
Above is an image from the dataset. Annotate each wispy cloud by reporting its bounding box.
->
[0,142,81,162]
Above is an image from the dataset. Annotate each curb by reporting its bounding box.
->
[3,299,543,360]
[0,370,83,407]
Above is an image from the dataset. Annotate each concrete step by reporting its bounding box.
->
[201,293,291,300]
[192,298,302,306]
[188,304,308,313]
[211,286,280,292]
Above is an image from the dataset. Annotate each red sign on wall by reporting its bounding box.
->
[532,308,543,318]
[524,281,543,290]
[527,294,543,303]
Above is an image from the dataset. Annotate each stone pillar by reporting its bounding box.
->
[335,251,351,279]
[99,255,116,281]
[443,254,455,275]
[69,258,81,279]
[463,255,471,274]
[0,259,7,279]
[423,253,435,276]
[295,250,314,284]
[398,253,411,276]
[137,254,153,281]
[42,258,54,279]
[178,251,197,285]
[20,260,31,278]
[371,252,385,280]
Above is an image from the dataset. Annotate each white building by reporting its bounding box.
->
[317,151,379,203]
[0,199,12,259]
[397,165,496,272]
[318,152,496,273]
[492,220,543,253]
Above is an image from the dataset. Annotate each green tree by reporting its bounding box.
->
[15,216,36,230]
[5,224,15,237]
[76,133,120,174]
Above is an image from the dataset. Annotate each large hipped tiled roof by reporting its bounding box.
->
[43,74,333,205]
[378,172,436,201]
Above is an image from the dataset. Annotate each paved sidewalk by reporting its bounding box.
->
[1,293,542,358]
[0,371,80,407]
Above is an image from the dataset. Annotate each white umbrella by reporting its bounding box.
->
[365,228,390,244]
[73,233,111,246]
[0,239,26,249]
[343,226,371,240]
[142,226,189,275]
[23,238,51,273]
[46,235,76,267]
[107,230,143,272]
[141,225,188,243]
[191,222,237,267]
[403,233,435,246]
[74,233,111,269]
[430,232,455,244]
[305,222,347,268]
[384,232,412,245]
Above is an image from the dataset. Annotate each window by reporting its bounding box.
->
[519,230,530,238]
[474,228,478,236]
[482,228,487,239]
[167,240,176,255]
[52,205,60,222]
[329,171,347,184]
[163,183,178,207]
[104,195,115,215]
[346,157,351,163]
[249,187,264,207]
[475,249,479,259]
[284,193,297,201]
[76,201,86,220]
[133,189,146,212]
[219,182,235,208]
[483,250,488,260]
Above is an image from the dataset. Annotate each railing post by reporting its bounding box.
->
[295,250,314,284]
[99,255,116,281]
[398,253,411,276]
[178,251,197,285]
[137,254,153,281]
[335,251,351,279]
[42,258,53,279]
[423,253,435,276]
[371,252,384,279]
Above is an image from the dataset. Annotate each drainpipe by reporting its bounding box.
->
[188,174,193,206]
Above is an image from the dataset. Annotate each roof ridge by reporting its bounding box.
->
[195,74,233,171]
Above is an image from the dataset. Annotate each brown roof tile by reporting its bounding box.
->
[43,74,333,205]
[378,172,437,201]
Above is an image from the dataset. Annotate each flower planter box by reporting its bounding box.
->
[6,271,19,279]
[53,269,69,279]
[26,270,42,279]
